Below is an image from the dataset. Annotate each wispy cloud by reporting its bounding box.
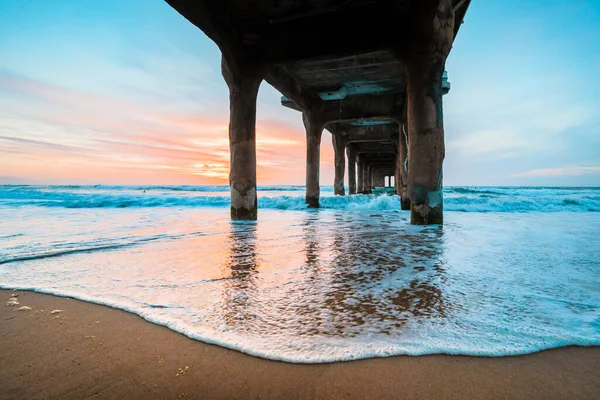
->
[512,166,600,177]
[447,96,595,159]
[447,128,533,157]
[2,0,598,186]
[0,72,310,185]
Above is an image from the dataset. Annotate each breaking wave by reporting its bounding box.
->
[0,185,599,212]
[1,185,600,363]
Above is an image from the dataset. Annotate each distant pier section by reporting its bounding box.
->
[166,0,471,224]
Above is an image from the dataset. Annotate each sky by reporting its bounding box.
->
[0,0,598,186]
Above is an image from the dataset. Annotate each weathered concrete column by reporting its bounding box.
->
[303,112,324,207]
[366,164,373,193]
[347,146,357,195]
[397,123,411,210]
[405,0,454,224]
[332,135,346,195]
[357,158,364,193]
[362,160,367,193]
[373,171,380,188]
[394,162,400,193]
[371,166,375,191]
[222,57,264,220]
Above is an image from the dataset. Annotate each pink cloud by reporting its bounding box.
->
[0,73,338,186]
[512,166,600,178]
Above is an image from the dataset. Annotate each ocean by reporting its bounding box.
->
[1,185,599,362]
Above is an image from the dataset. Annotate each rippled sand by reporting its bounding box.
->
[2,289,600,400]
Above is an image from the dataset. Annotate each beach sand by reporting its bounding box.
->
[1,289,599,400]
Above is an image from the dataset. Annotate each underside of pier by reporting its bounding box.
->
[166,0,471,224]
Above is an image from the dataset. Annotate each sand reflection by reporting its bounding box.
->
[219,212,451,339]
[221,222,260,327]
[321,217,449,336]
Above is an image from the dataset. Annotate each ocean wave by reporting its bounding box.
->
[0,243,141,265]
[2,284,599,363]
[445,196,600,213]
[0,231,205,265]
[1,199,599,363]
[1,185,599,212]
[446,187,506,196]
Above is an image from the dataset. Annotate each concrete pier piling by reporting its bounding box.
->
[347,145,357,195]
[405,0,455,225]
[357,158,365,194]
[167,0,470,224]
[397,123,411,210]
[303,112,324,208]
[333,135,346,196]
[222,57,263,220]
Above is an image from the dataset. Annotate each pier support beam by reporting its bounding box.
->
[332,135,346,195]
[357,159,364,193]
[405,0,454,224]
[347,146,357,195]
[303,112,324,207]
[222,57,263,220]
[364,163,369,193]
[397,123,411,210]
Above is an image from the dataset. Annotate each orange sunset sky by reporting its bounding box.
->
[1,0,599,186]
[0,71,335,185]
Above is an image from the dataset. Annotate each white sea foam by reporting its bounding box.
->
[0,203,599,363]
[0,185,598,212]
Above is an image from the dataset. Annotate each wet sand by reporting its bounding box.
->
[1,289,599,400]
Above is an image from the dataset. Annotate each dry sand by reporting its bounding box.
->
[1,289,599,399]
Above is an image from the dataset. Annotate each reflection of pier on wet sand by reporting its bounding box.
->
[166,0,469,224]
[2,289,599,399]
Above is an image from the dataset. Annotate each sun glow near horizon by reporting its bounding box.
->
[0,0,598,186]
[0,70,330,185]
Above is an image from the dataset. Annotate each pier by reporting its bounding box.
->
[166,0,470,224]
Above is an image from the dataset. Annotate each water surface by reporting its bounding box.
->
[1,185,599,362]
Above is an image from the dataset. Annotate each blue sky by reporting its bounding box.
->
[0,0,598,185]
